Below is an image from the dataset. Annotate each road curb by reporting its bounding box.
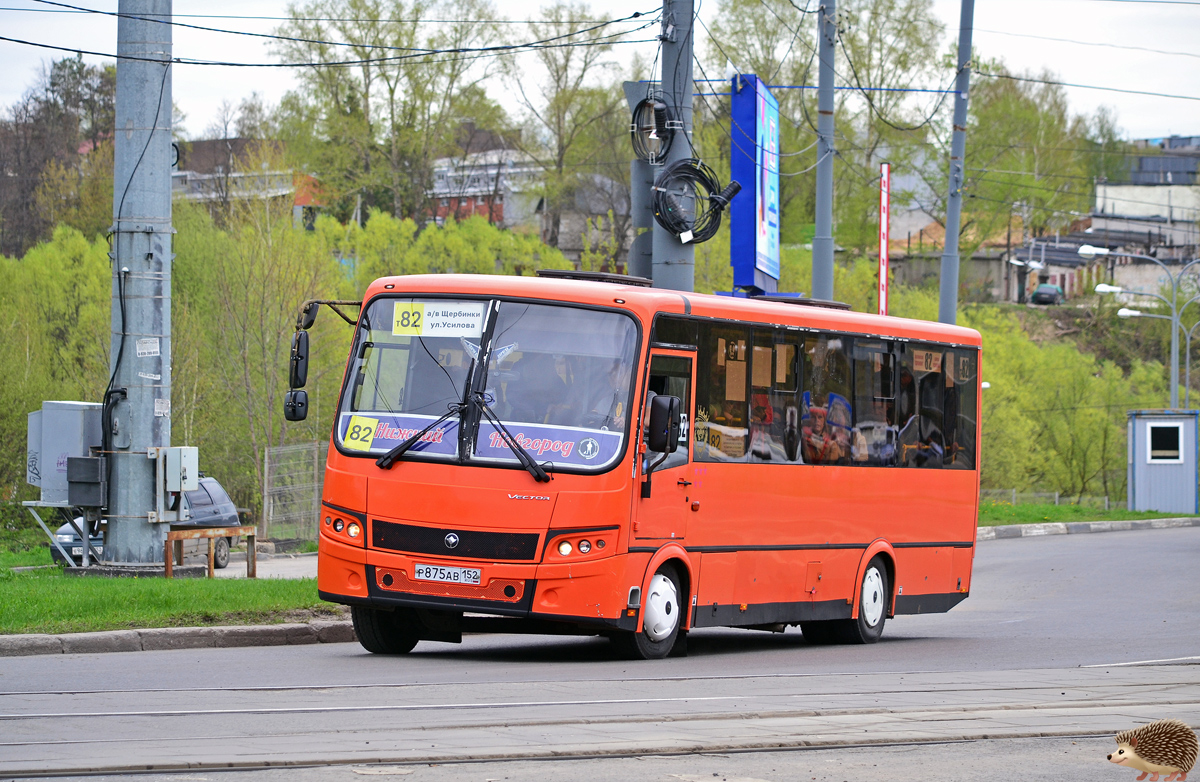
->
[0,620,356,657]
[977,516,1200,540]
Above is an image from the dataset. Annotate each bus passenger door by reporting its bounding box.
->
[635,351,696,541]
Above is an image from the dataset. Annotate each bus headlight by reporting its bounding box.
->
[333,519,344,532]
[347,522,361,538]
[557,540,572,556]
[577,540,591,553]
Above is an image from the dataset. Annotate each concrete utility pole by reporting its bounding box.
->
[651,0,695,292]
[811,0,836,302]
[937,0,975,325]
[106,0,173,565]
[622,82,654,280]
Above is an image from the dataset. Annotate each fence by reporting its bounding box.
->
[262,442,324,541]
[980,489,1113,510]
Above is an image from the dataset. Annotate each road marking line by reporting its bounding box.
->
[1082,656,1200,668]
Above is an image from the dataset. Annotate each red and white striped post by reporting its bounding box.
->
[878,162,891,316]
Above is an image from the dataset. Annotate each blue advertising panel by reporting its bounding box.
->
[730,74,780,293]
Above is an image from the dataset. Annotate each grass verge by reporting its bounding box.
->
[978,502,1189,526]
[0,569,335,635]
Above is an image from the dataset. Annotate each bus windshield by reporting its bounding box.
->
[336,296,639,473]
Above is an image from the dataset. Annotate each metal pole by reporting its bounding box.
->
[651,0,695,292]
[937,0,975,324]
[1170,295,1180,408]
[106,0,173,564]
[811,0,836,302]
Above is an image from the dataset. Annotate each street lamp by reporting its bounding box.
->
[1084,244,1200,409]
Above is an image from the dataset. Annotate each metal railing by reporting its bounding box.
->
[262,442,324,541]
[980,489,1113,510]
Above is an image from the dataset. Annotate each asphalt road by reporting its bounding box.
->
[1,528,1198,779]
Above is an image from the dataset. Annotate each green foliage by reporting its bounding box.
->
[340,211,570,295]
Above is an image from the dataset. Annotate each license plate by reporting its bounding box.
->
[71,547,83,556]
[413,563,481,585]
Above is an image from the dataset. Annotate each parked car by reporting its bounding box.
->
[50,476,243,568]
[1031,284,1065,305]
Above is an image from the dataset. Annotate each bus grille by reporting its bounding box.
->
[372,520,540,560]
[375,568,526,603]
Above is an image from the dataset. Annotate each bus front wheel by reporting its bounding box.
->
[351,605,419,654]
[836,556,889,644]
[614,564,683,660]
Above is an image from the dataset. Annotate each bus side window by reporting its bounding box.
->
[898,344,945,468]
[695,323,750,462]
[801,334,852,465]
[945,349,978,469]
[851,341,897,466]
[749,329,801,463]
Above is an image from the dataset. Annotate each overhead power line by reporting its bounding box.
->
[1,6,618,23]
[0,19,658,68]
[976,28,1200,60]
[25,0,659,57]
[976,71,1200,103]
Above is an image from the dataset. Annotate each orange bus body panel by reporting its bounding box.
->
[316,274,981,639]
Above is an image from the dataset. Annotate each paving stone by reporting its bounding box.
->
[311,620,357,643]
[137,627,220,651]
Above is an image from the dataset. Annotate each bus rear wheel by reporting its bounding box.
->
[835,556,889,644]
[614,564,683,660]
[351,606,419,654]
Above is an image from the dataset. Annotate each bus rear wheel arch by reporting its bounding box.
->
[614,562,685,660]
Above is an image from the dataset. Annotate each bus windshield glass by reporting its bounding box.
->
[474,301,639,471]
[336,297,639,472]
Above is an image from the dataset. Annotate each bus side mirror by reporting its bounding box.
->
[647,394,681,453]
[300,302,319,330]
[284,389,308,421]
[289,330,309,388]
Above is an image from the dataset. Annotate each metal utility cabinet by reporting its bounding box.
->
[1127,410,1199,514]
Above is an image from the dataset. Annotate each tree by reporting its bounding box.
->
[274,0,506,221]
[507,1,624,249]
[0,56,115,255]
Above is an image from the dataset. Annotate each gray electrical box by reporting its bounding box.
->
[33,401,103,506]
[165,446,199,493]
[1127,410,1199,515]
[68,456,107,508]
[26,410,42,487]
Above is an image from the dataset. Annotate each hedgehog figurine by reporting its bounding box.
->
[1107,719,1198,781]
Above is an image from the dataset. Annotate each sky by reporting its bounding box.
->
[0,0,1198,142]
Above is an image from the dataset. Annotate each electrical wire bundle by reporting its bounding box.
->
[652,158,741,245]
[630,94,675,163]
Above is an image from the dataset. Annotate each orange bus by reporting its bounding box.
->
[289,271,981,659]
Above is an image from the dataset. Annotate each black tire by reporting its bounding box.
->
[351,606,419,654]
[834,556,889,644]
[800,620,838,645]
[613,564,683,660]
[213,537,230,569]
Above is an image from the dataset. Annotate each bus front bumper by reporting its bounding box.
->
[317,534,642,632]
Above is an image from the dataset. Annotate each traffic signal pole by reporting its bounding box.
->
[105,0,174,564]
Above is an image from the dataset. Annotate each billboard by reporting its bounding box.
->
[730,74,781,293]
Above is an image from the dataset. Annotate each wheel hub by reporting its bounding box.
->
[643,573,679,642]
[861,567,884,627]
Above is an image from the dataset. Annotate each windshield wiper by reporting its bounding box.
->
[375,401,465,470]
[472,392,551,483]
